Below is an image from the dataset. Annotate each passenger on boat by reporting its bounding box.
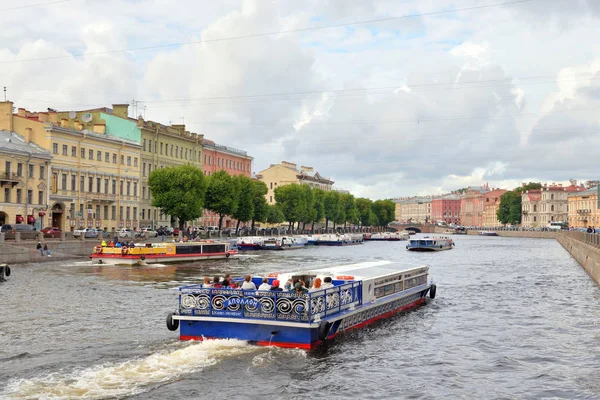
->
[322,277,334,289]
[258,278,271,291]
[101,240,107,247]
[212,276,222,289]
[202,277,212,288]
[294,282,308,294]
[284,279,293,291]
[241,275,257,290]
[115,242,122,248]
[221,278,232,289]
[270,280,283,292]
[108,240,114,247]
[309,278,322,292]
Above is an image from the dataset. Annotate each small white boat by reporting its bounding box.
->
[406,236,454,252]
[478,231,498,237]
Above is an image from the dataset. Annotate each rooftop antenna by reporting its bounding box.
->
[143,105,147,120]
[181,117,185,124]
[3,86,6,101]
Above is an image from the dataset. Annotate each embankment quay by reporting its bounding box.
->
[1,235,599,399]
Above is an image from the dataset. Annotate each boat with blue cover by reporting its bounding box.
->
[262,236,307,250]
[406,236,454,252]
[235,237,264,251]
[165,260,436,349]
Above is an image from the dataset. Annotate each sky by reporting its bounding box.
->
[0,0,599,199]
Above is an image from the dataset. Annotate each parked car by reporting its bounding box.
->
[1,224,36,233]
[73,228,88,237]
[118,228,134,238]
[41,227,61,238]
[84,228,107,238]
[142,228,158,237]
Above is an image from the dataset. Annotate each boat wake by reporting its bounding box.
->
[3,340,258,400]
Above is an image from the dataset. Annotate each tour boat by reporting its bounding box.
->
[364,232,409,241]
[453,227,467,235]
[406,236,454,252]
[235,237,265,251]
[90,241,237,266]
[315,233,363,246]
[478,231,498,236]
[165,260,436,349]
[262,236,307,250]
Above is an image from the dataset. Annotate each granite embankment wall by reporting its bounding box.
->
[0,240,93,264]
[433,227,558,239]
[556,232,600,286]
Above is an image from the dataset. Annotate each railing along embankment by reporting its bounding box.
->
[557,231,600,286]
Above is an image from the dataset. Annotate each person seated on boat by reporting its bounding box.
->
[115,242,122,248]
[129,241,135,247]
[108,240,114,248]
[241,275,257,290]
[294,282,308,294]
[258,278,271,291]
[270,280,283,292]
[202,277,212,288]
[212,276,222,288]
[322,277,334,289]
[221,278,232,289]
[101,240,107,247]
[284,279,293,291]
[309,278,322,292]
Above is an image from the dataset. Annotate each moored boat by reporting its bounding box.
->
[316,233,363,246]
[364,232,409,241]
[165,260,436,349]
[236,237,265,251]
[478,231,498,236]
[262,236,307,250]
[91,241,237,266]
[406,236,454,252]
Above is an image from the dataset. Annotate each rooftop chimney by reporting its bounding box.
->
[112,104,129,119]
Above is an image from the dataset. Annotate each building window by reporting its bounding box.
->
[551,193,554,200]
[71,146,76,157]
[551,205,554,212]
[96,151,101,161]
[28,164,34,178]
[61,145,66,156]
[134,158,138,167]
[127,156,131,166]
[38,190,44,205]
[113,154,117,163]
[112,206,116,220]
[95,205,100,218]
[120,180,124,195]
[71,175,76,191]
[81,148,85,158]
[61,173,67,190]
[126,206,131,220]
[16,189,22,203]
[96,178,101,193]
[143,139,146,151]
[533,205,537,212]
[4,188,9,203]
[160,142,163,155]
[170,145,173,157]
[119,206,123,220]
[88,177,93,192]
[127,181,131,196]
[105,152,109,162]
[133,207,137,220]
[27,190,32,204]
[133,182,137,197]
[17,163,23,177]
[104,179,109,194]
[270,182,273,189]
[533,216,537,222]
[270,195,272,203]
[120,155,124,165]
[142,186,146,199]
[204,154,206,164]
[80,176,85,192]
[142,209,145,219]
[39,165,45,179]
[104,205,109,220]
[148,141,152,153]
[52,143,58,154]
[89,149,93,160]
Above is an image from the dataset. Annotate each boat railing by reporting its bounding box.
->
[178,282,363,323]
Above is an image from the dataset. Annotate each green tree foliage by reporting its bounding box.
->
[232,175,254,232]
[148,165,207,230]
[251,180,268,229]
[299,185,316,230]
[515,182,542,195]
[311,188,325,231]
[497,191,522,225]
[204,170,238,232]
[274,184,305,229]
[266,204,285,224]
[341,193,359,228]
[368,209,379,226]
[355,198,373,227]
[372,199,396,227]
[323,191,341,230]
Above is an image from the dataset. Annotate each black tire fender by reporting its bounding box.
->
[226,252,230,258]
[140,255,146,261]
[98,259,103,265]
[429,284,437,299]
[440,245,443,249]
[5,266,10,277]
[166,313,179,331]
[318,320,332,341]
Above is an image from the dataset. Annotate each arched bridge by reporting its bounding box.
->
[389,223,435,234]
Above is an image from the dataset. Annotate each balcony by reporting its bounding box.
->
[0,171,23,188]
[577,209,592,214]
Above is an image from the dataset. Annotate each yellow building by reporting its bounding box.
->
[0,129,52,228]
[568,187,599,228]
[69,104,203,229]
[0,102,141,232]
[256,161,334,204]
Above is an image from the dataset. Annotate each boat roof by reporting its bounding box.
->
[275,260,427,281]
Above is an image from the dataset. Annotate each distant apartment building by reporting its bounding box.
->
[482,189,507,227]
[257,161,334,204]
[431,194,461,225]
[522,183,585,227]
[459,185,490,227]
[394,197,432,223]
[567,187,599,228]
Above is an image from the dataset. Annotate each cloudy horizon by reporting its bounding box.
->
[1,0,598,199]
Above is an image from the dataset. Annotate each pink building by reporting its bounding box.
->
[200,139,253,227]
[460,184,490,227]
[431,194,461,225]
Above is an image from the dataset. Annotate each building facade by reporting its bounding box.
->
[482,189,507,227]
[522,183,585,228]
[0,129,52,228]
[394,197,432,223]
[201,139,253,227]
[459,185,490,227]
[1,102,141,232]
[567,187,599,228]
[257,161,334,205]
[431,194,461,225]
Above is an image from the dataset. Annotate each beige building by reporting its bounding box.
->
[0,130,52,228]
[0,102,141,232]
[522,183,584,227]
[394,197,432,223]
[482,189,507,227]
[567,187,599,228]
[257,161,334,204]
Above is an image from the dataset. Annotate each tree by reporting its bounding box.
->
[232,175,254,233]
[312,188,325,232]
[515,182,542,195]
[148,165,207,230]
[323,191,341,230]
[204,170,237,232]
[299,185,316,230]
[250,180,268,229]
[497,191,522,225]
[266,204,285,225]
[274,184,305,229]
[341,193,359,228]
[355,198,373,227]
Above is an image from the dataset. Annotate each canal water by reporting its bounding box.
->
[1,235,599,399]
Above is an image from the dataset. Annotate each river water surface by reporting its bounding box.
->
[1,235,599,399]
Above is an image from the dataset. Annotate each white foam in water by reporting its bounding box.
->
[3,340,257,400]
